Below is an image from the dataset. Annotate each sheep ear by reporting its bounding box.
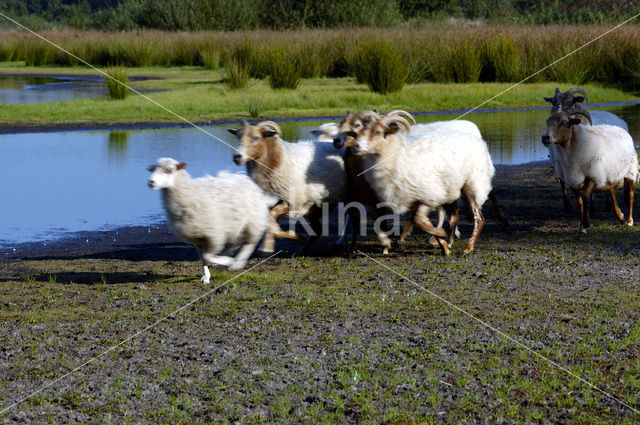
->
[543,96,553,103]
[384,124,400,136]
[262,130,277,138]
[568,118,582,127]
[310,129,321,137]
[147,165,156,172]
[228,128,238,135]
[177,162,188,170]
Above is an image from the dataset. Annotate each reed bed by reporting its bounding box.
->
[1,26,639,90]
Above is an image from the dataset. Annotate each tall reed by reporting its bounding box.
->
[2,26,640,90]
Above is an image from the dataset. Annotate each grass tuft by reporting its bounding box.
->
[223,44,252,89]
[104,66,129,100]
[349,39,407,94]
[266,47,301,90]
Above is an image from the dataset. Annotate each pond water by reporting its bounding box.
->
[0,75,106,104]
[1,104,639,248]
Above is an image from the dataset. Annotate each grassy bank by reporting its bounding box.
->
[1,163,639,423]
[0,64,637,127]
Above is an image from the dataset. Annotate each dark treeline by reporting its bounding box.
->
[0,0,637,30]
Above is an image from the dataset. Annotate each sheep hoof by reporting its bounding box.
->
[579,228,587,234]
[228,263,245,271]
[462,246,474,255]
[626,219,634,227]
[201,276,210,284]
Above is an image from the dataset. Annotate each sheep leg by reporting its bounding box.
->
[572,188,587,233]
[399,221,413,243]
[624,178,634,226]
[609,188,624,223]
[373,205,394,255]
[412,205,449,256]
[339,210,360,256]
[489,190,509,226]
[260,226,276,254]
[297,206,322,256]
[560,179,572,213]
[335,213,349,247]
[265,202,302,243]
[462,206,485,255]
[443,202,459,248]
[580,179,597,231]
[203,254,234,267]
[229,242,258,270]
[195,246,212,284]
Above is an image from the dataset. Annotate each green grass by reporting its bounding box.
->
[0,64,636,126]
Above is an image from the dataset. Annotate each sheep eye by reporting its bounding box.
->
[252,137,260,143]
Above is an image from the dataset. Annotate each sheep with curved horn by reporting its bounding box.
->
[542,109,638,233]
[543,87,630,214]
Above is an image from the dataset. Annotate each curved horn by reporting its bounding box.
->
[385,109,417,125]
[256,120,282,136]
[565,104,592,126]
[381,115,412,133]
[566,87,588,101]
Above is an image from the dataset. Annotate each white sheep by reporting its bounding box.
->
[542,111,638,233]
[351,114,495,255]
[229,120,345,254]
[148,158,270,282]
[331,110,506,253]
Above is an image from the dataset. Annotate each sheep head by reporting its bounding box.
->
[544,87,592,125]
[228,120,282,166]
[351,115,411,154]
[311,122,339,142]
[148,158,187,189]
[333,110,380,150]
[541,111,584,147]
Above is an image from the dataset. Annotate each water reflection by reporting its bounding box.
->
[0,76,105,104]
[108,131,129,162]
[0,104,638,247]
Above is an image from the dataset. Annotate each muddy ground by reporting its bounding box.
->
[0,162,639,424]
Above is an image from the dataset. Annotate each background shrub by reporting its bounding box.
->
[266,47,301,89]
[349,39,408,94]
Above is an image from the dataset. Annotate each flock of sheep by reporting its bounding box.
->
[148,87,640,283]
